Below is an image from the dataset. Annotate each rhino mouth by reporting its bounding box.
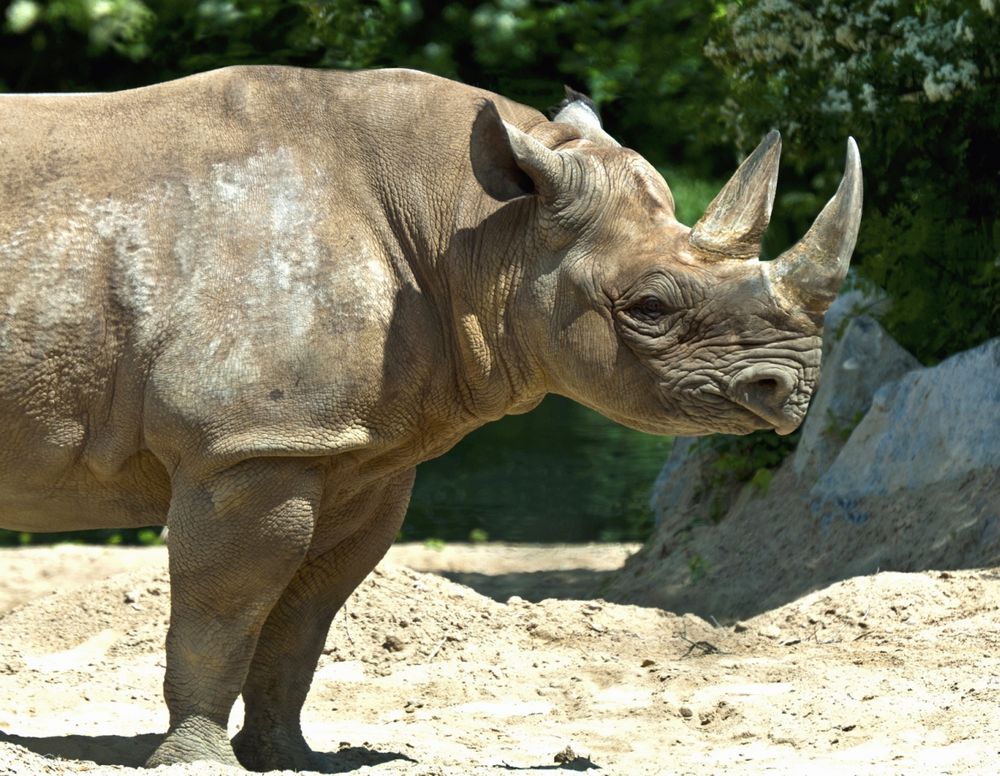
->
[699,355,814,432]
[736,405,802,436]
[702,404,782,436]
[674,379,804,436]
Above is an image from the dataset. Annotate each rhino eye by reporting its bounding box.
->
[635,295,669,319]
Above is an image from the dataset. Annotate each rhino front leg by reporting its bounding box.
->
[232,469,415,772]
[145,459,321,768]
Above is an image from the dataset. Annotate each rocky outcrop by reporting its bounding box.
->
[649,437,701,527]
[817,286,891,361]
[811,337,1000,521]
[793,315,920,480]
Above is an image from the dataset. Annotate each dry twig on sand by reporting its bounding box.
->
[675,630,727,658]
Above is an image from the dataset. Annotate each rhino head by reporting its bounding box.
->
[472,97,862,437]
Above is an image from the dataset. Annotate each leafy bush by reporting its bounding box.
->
[708,0,1000,362]
[692,429,799,521]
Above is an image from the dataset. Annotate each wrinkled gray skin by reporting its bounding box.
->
[0,67,861,770]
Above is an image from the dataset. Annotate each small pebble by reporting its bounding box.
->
[382,634,405,652]
[554,746,576,764]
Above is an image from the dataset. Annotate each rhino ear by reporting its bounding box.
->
[470,100,564,203]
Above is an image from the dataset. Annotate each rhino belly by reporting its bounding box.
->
[0,338,169,532]
[0,445,171,533]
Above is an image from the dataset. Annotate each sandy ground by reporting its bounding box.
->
[2,543,1000,775]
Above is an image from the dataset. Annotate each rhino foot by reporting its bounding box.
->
[232,724,329,772]
[145,715,241,769]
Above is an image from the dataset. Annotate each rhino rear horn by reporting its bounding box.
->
[552,87,620,148]
[767,138,863,312]
[689,130,782,261]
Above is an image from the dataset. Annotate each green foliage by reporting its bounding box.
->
[709,0,1000,362]
[0,526,162,546]
[468,527,490,543]
[701,431,797,485]
[693,430,799,521]
[687,552,708,582]
[748,466,773,495]
[0,0,416,90]
[662,170,726,228]
[409,0,731,173]
[4,0,154,58]
[823,408,865,444]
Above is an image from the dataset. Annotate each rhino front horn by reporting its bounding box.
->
[689,129,781,261]
[768,138,863,312]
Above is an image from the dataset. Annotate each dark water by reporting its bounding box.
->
[402,395,671,543]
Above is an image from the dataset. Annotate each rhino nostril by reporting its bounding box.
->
[726,366,805,434]
[732,368,797,413]
[749,375,793,405]
[755,377,780,394]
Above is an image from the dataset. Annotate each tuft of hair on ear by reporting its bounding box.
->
[549,85,601,123]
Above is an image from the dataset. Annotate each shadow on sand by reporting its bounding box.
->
[436,568,616,603]
[0,731,415,773]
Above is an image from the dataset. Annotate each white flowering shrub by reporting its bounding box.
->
[710,0,999,361]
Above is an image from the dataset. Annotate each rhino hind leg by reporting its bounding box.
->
[145,459,322,769]
[233,469,415,772]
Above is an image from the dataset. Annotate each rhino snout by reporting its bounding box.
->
[727,364,805,436]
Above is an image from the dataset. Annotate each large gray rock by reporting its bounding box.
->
[811,337,1000,517]
[793,315,920,480]
[649,437,700,526]
[819,285,891,361]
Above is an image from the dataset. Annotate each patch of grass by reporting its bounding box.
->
[823,408,865,444]
[692,430,800,522]
[468,528,489,543]
[1,527,163,547]
[688,553,709,583]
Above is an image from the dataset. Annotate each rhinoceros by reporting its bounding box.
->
[0,66,861,769]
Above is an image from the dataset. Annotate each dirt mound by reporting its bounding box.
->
[2,548,1000,774]
[608,460,1000,622]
